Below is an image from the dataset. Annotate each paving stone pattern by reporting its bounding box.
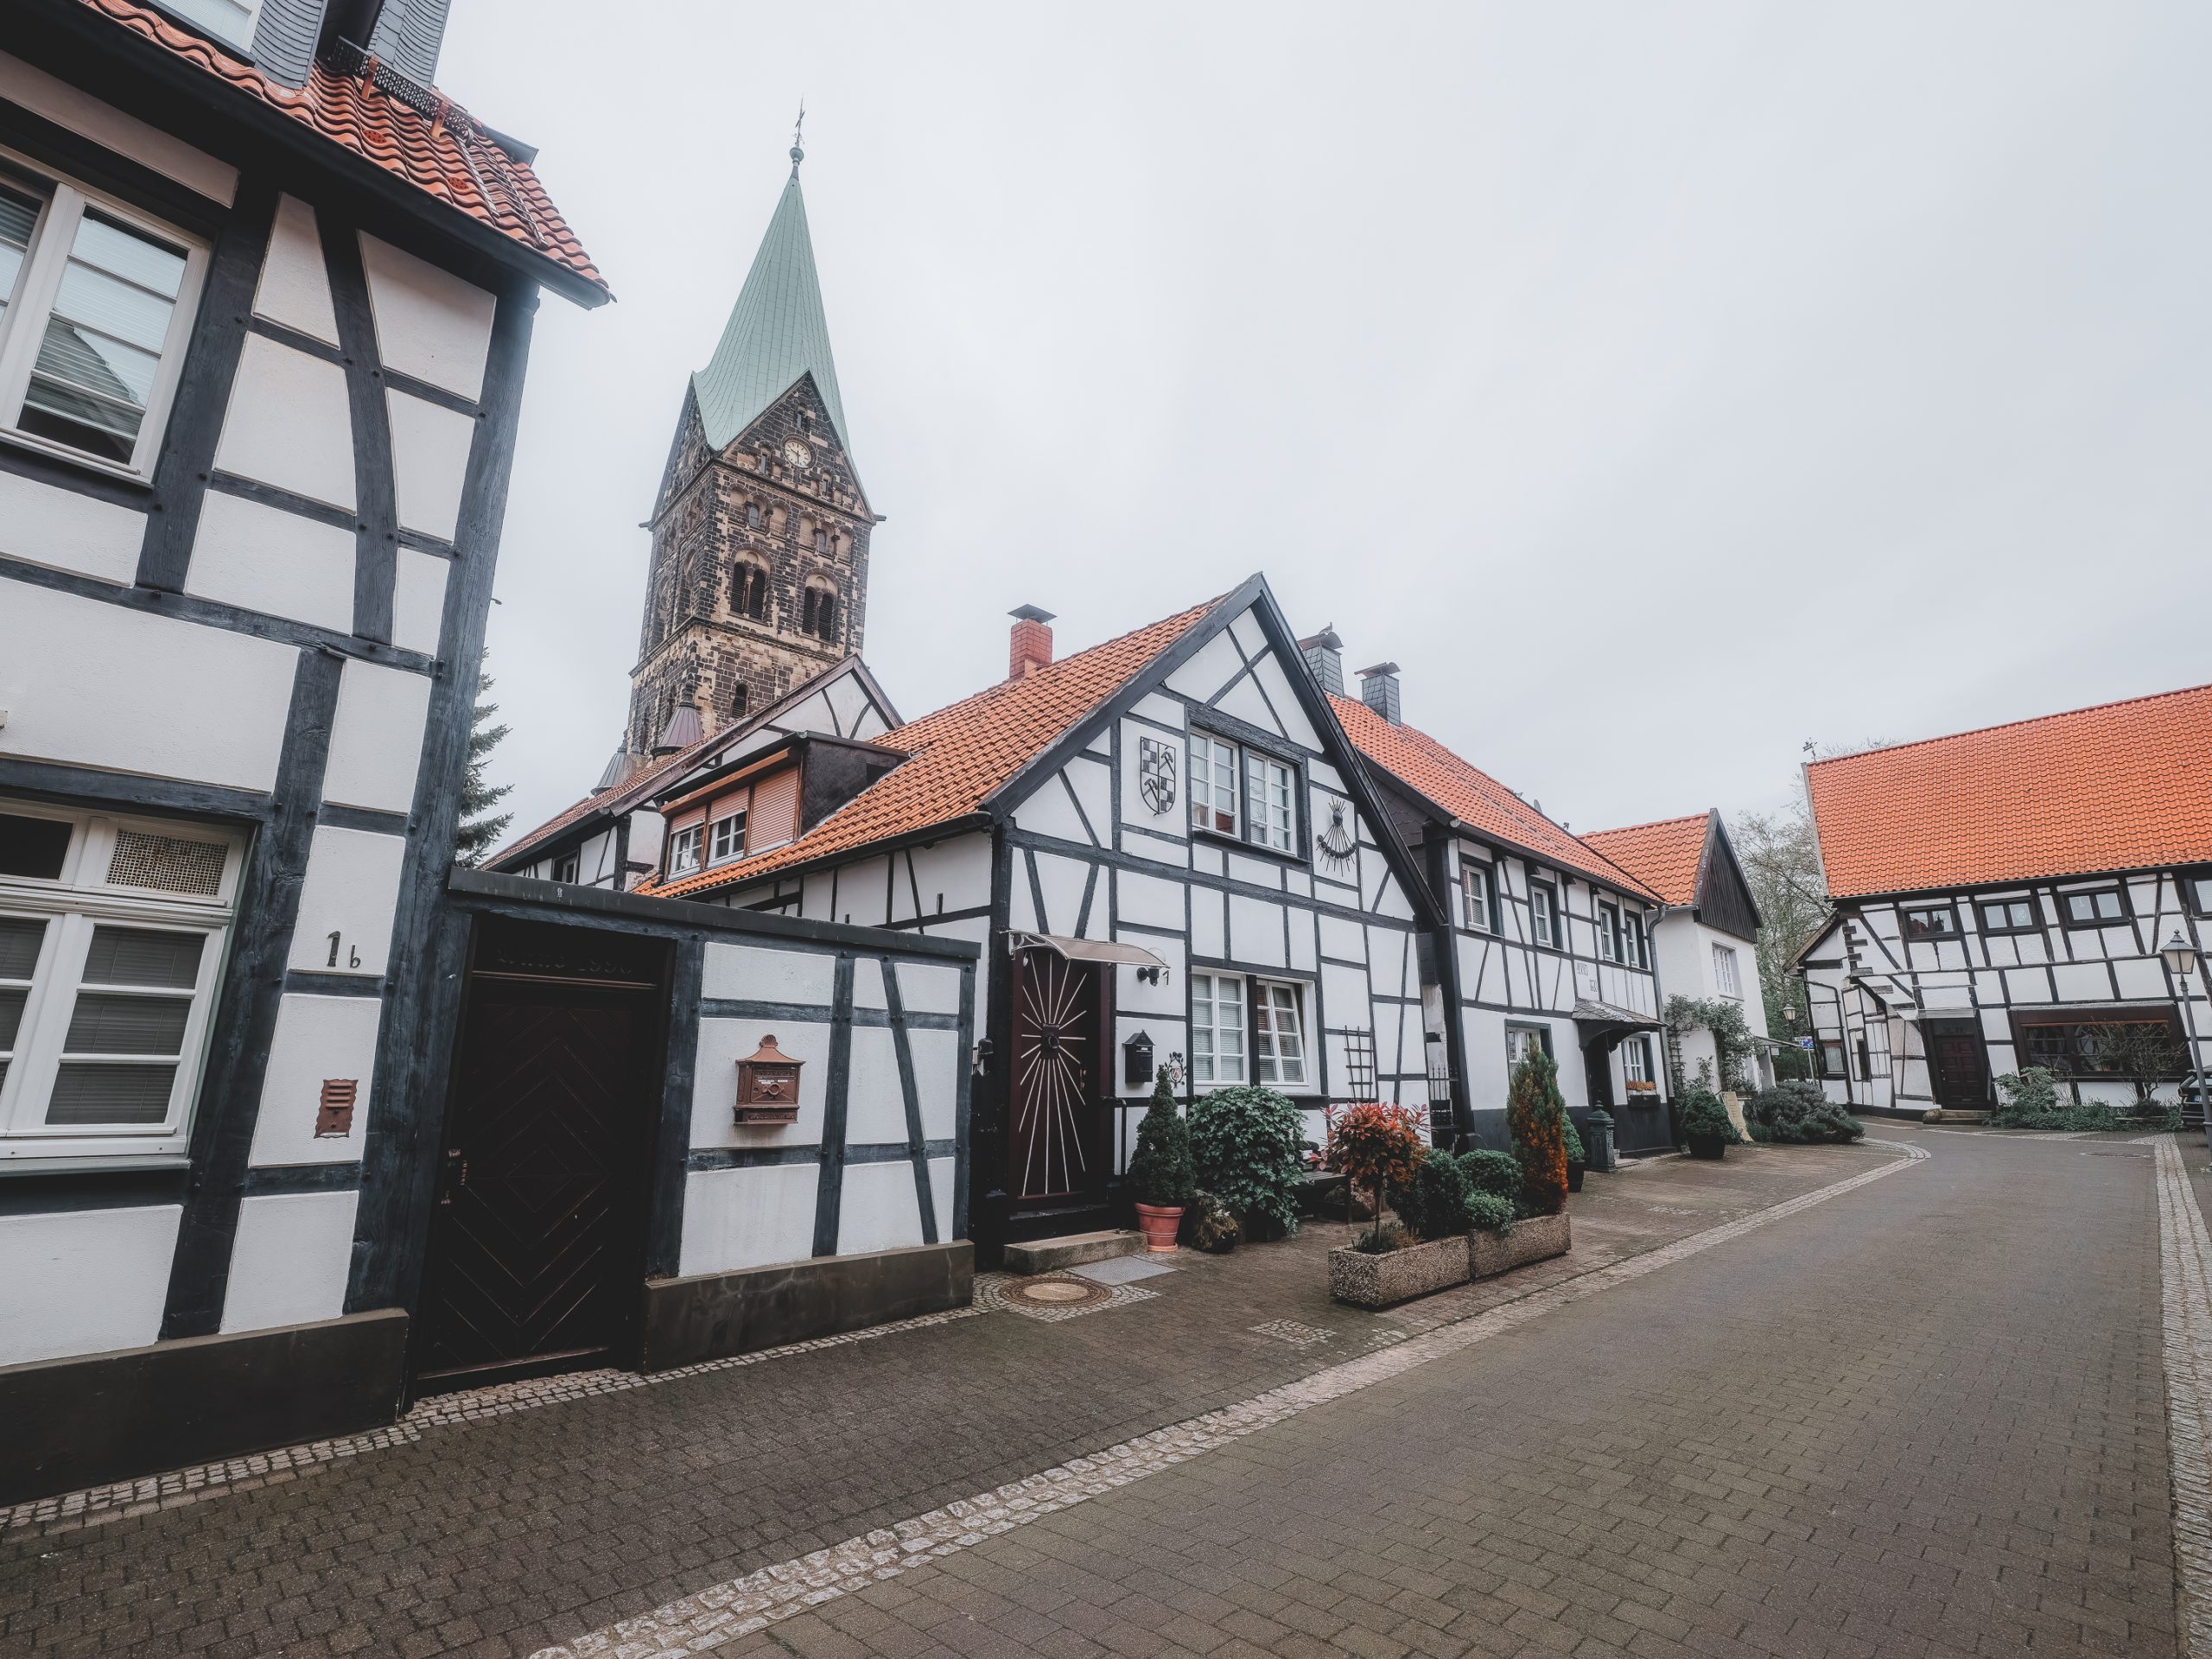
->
[0,1133,2177,1657]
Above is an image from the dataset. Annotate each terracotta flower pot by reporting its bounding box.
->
[1133,1202,1185,1252]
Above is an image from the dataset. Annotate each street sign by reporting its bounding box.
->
[1796,1037,1815,1050]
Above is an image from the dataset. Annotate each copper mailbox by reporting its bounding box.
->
[734,1034,804,1125]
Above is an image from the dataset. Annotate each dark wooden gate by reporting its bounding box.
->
[414,919,667,1392]
[1007,948,1107,1209]
[1926,1020,1990,1108]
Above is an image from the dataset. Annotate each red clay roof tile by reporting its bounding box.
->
[1807,683,2212,899]
[1330,696,1659,903]
[1581,815,1711,907]
[640,599,1222,899]
[81,0,605,293]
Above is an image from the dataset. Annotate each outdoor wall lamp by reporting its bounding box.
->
[1135,964,1166,986]
[970,1037,993,1078]
[2161,932,2207,1141]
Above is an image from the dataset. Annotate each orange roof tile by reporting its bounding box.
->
[1807,683,2212,899]
[81,0,605,296]
[1582,815,1711,907]
[1331,696,1660,903]
[641,599,1222,899]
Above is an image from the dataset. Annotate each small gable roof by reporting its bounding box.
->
[642,598,1223,899]
[1582,814,1711,907]
[1807,682,2212,899]
[1332,696,1660,903]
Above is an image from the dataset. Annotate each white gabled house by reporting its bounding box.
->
[634,577,1447,1256]
[1797,685,2212,1116]
[1316,641,1675,1156]
[1585,810,1776,1095]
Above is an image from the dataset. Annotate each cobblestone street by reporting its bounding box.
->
[4,1128,2195,1657]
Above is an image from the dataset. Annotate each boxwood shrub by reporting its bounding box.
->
[1189,1084,1306,1238]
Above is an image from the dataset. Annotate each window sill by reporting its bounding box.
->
[0,427,158,493]
[0,1151,191,1177]
[1191,828,1306,869]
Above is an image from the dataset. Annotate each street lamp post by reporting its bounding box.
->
[2160,931,2208,1146]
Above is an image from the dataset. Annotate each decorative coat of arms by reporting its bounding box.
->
[1138,737,1177,815]
[1316,797,1357,874]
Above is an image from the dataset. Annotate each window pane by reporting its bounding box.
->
[1268,984,1305,1084]
[17,372,140,461]
[46,1061,175,1124]
[0,916,48,978]
[35,315,161,403]
[71,212,187,298]
[63,991,190,1055]
[83,926,204,988]
[0,988,25,1050]
[0,181,41,315]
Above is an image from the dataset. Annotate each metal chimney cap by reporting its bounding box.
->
[1356,660,1400,679]
[1009,604,1058,624]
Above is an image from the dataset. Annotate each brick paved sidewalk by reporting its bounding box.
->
[8,1130,2169,1659]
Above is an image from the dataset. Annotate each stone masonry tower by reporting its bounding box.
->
[627,137,878,755]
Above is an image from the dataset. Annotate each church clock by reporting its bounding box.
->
[782,437,813,470]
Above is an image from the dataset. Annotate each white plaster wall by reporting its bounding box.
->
[184,489,355,632]
[929,1157,957,1237]
[287,826,407,977]
[386,391,474,543]
[702,941,836,1005]
[252,194,337,344]
[843,1025,908,1146]
[219,1191,358,1333]
[359,233,496,401]
[322,660,432,813]
[1117,869,1184,932]
[391,550,448,654]
[0,51,236,203]
[1011,769,1095,845]
[1229,895,1287,968]
[0,581,296,791]
[1212,672,1281,738]
[908,1027,961,1140]
[837,1160,925,1256]
[213,334,355,512]
[690,1016,832,1150]
[1030,850,1091,937]
[1163,630,1243,702]
[0,469,143,583]
[893,961,963,1017]
[0,1205,180,1365]
[246,993,384,1167]
[680,1164,817,1274]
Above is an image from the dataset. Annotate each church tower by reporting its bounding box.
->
[627,136,878,755]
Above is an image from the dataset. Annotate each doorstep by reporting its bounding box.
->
[1004,1230,1141,1275]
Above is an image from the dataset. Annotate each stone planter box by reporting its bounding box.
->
[1468,1213,1571,1281]
[1328,1235,1471,1308]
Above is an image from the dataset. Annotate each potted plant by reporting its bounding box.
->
[1325,1104,1460,1306]
[1680,1086,1740,1160]
[1126,1067,1194,1251]
[1562,1113,1586,1193]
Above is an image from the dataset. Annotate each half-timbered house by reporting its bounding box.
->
[634,580,1446,1257]
[1315,639,1673,1155]
[1586,810,1775,1094]
[1798,685,2212,1116]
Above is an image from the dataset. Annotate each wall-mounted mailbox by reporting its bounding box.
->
[734,1034,804,1125]
[1123,1029,1154,1087]
[315,1078,358,1137]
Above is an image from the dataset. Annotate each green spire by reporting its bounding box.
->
[691,150,851,456]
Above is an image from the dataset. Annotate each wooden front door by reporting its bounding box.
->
[1926,1022,1990,1107]
[415,934,664,1391]
[1008,949,1107,1206]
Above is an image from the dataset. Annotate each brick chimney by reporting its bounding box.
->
[1357,661,1402,725]
[1008,605,1057,679]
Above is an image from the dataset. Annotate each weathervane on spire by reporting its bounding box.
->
[790,102,806,173]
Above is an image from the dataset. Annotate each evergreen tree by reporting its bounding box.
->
[454,663,513,866]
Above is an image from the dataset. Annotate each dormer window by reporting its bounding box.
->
[668,823,702,876]
[157,0,264,51]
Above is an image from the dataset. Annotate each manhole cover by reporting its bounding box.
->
[1003,1276,1113,1309]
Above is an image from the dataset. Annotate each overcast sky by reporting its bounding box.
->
[443,1,2211,848]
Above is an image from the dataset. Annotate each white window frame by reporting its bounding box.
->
[1188,730,1301,856]
[1621,911,1648,969]
[1529,881,1558,949]
[668,823,703,877]
[1595,899,1621,962]
[1189,970,1247,1088]
[0,799,242,1166]
[709,805,749,866]
[0,145,211,481]
[552,852,580,885]
[1243,752,1294,853]
[1251,977,1309,1089]
[1461,861,1492,933]
[1623,1035,1652,1085]
[1713,942,1741,999]
[1504,1022,1551,1077]
[161,0,267,53]
[1187,731,1240,838]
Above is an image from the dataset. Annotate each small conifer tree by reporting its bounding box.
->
[454,662,513,866]
[1127,1065,1195,1208]
[1506,1049,1568,1216]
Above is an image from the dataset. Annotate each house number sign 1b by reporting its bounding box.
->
[1138,737,1177,815]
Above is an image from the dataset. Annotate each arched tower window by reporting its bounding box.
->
[802,582,839,643]
[730,683,749,720]
[746,501,761,530]
[732,561,767,620]
[813,528,830,555]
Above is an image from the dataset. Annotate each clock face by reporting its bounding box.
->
[782,438,813,470]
